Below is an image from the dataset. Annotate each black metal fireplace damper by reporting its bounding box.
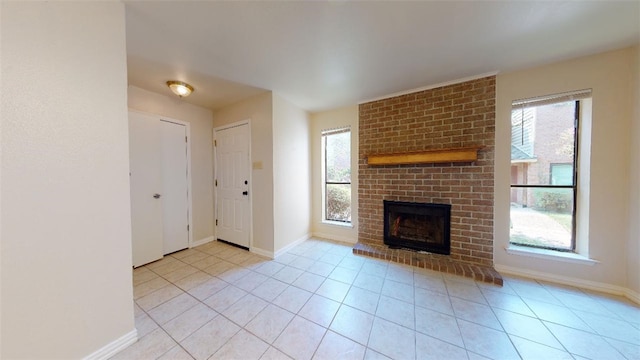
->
[383,200,451,255]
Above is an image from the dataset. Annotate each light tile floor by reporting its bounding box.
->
[115,238,640,360]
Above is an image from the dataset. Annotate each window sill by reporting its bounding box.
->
[505,245,599,266]
[322,220,353,228]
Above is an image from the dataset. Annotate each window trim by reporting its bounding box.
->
[505,244,598,265]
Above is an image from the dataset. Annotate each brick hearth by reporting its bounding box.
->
[353,241,503,285]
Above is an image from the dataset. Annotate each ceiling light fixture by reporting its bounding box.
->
[166,80,194,98]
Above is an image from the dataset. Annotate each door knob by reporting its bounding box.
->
[153,193,161,199]
[242,191,248,196]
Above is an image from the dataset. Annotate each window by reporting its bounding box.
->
[550,163,573,185]
[510,89,591,251]
[322,127,351,223]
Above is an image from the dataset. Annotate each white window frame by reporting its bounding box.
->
[509,89,592,253]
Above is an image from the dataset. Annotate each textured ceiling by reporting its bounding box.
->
[124,1,639,112]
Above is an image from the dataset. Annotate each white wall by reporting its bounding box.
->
[628,46,640,295]
[495,46,637,290]
[272,94,311,254]
[310,106,359,243]
[128,86,214,243]
[213,92,275,254]
[1,2,135,358]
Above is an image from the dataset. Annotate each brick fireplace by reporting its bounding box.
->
[355,76,501,284]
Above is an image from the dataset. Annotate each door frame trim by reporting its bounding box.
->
[213,119,253,250]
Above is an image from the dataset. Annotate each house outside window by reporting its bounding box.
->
[510,90,591,251]
[321,127,351,223]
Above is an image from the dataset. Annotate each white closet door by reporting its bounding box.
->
[160,120,189,254]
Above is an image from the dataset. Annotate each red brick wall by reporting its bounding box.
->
[358,76,496,266]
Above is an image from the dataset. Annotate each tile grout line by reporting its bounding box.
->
[127,238,639,360]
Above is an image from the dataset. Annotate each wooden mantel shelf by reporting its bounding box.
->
[367,146,483,166]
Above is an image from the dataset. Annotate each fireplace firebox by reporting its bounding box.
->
[383,201,451,255]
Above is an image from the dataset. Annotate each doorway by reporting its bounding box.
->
[214,121,251,248]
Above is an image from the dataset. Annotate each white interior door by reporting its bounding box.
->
[129,112,164,267]
[215,123,250,248]
[161,120,190,254]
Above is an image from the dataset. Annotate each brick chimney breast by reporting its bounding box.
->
[358,76,496,267]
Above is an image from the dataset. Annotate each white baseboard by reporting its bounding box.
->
[191,236,214,248]
[312,232,357,244]
[250,246,274,259]
[495,264,640,305]
[274,233,311,258]
[623,288,640,304]
[83,329,137,360]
